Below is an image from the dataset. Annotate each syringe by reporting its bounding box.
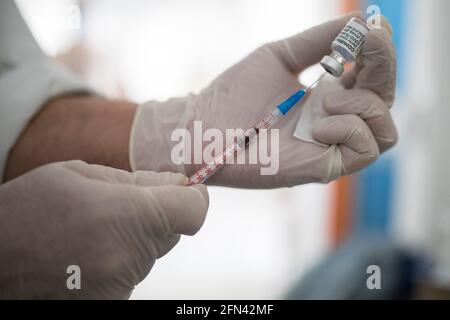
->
[186,74,325,186]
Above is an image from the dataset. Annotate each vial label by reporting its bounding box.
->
[334,19,369,60]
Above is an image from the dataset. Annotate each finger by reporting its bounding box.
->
[147,184,209,236]
[132,171,188,187]
[270,12,361,74]
[354,24,397,106]
[62,160,141,184]
[62,161,188,186]
[312,115,379,174]
[340,62,363,89]
[341,16,393,89]
[323,89,398,152]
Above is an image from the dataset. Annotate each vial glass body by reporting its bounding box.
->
[321,18,370,77]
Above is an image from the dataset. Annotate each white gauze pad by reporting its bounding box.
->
[294,74,345,145]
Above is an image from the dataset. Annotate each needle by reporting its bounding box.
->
[305,72,326,93]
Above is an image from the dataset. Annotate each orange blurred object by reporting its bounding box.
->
[328,0,361,248]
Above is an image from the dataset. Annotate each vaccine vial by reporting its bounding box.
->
[321,18,370,77]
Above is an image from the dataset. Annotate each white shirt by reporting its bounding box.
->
[0,1,91,179]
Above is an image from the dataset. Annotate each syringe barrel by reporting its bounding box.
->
[186,128,259,186]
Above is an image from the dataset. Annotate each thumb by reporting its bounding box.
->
[145,183,210,236]
[126,171,208,235]
[312,114,380,174]
[272,12,361,74]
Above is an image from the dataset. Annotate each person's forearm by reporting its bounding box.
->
[3,95,137,181]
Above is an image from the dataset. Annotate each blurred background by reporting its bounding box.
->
[15,0,450,299]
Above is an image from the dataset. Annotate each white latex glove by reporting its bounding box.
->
[0,161,209,299]
[130,12,397,188]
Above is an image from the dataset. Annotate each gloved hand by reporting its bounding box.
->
[130,12,397,188]
[0,161,209,299]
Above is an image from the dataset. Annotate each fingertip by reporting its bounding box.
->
[158,171,189,186]
[169,172,189,186]
[364,27,393,55]
[189,183,209,206]
[184,184,210,221]
[187,184,210,234]
[167,184,210,236]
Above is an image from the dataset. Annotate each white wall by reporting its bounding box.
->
[393,0,450,288]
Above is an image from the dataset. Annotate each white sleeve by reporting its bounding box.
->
[0,1,93,179]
